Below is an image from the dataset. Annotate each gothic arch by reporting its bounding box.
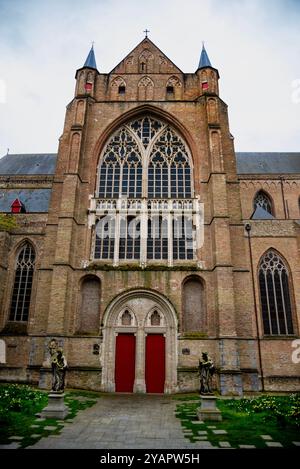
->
[101,288,178,393]
[138,76,154,100]
[253,189,274,216]
[77,275,101,334]
[8,241,36,323]
[182,275,206,332]
[92,104,198,176]
[257,248,296,336]
[96,113,194,200]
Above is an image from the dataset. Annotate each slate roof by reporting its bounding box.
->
[0,152,299,178]
[236,153,300,174]
[0,154,57,175]
[83,45,98,70]
[0,189,52,212]
[198,45,212,69]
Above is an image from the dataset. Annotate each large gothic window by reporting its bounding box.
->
[96,115,194,262]
[9,243,35,322]
[254,191,273,215]
[258,250,294,335]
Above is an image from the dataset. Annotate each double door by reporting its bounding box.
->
[115,333,165,393]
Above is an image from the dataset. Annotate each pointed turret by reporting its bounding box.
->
[198,44,212,69]
[196,44,219,96]
[83,45,98,70]
[75,46,99,97]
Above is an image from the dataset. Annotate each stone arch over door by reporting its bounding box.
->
[101,289,178,393]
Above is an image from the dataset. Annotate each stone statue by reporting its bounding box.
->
[48,340,67,392]
[199,352,215,395]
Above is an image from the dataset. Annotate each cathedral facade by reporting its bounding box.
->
[0,38,299,395]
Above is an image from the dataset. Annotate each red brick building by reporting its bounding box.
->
[0,38,299,394]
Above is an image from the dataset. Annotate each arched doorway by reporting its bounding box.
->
[101,289,178,393]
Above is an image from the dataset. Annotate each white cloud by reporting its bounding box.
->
[0,0,299,156]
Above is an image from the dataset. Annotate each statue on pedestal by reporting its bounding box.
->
[48,340,67,392]
[199,352,215,395]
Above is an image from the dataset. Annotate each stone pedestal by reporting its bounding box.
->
[197,395,222,421]
[41,392,69,420]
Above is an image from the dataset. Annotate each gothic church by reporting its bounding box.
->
[0,37,299,394]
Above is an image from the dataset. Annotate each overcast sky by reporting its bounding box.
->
[0,0,299,157]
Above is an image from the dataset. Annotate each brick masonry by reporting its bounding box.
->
[0,38,299,394]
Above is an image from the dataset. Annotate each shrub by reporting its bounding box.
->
[0,384,46,417]
[224,394,300,428]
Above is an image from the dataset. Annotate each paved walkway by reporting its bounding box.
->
[29,394,215,449]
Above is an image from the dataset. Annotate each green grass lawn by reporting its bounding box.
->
[0,384,99,448]
[175,394,300,449]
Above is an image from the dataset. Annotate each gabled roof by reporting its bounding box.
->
[110,37,183,74]
[236,152,300,174]
[0,154,57,175]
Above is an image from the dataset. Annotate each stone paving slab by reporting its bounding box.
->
[266,442,283,448]
[293,442,300,446]
[219,441,231,448]
[212,429,227,435]
[29,395,216,450]
[8,436,24,440]
[0,442,20,449]
[239,445,256,449]
[260,434,273,440]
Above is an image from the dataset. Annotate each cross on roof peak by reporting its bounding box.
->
[143,29,150,38]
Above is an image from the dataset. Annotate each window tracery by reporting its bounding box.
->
[9,243,35,322]
[259,250,294,335]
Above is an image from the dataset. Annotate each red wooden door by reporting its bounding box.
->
[115,334,136,392]
[145,334,165,393]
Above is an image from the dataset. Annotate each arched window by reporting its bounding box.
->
[258,250,294,335]
[182,277,206,332]
[148,127,192,198]
[98,127,142,199]
[254,191,273,215]
[97,116,192,200]
[96,115,195,263]
[9,243,35,322]
[78,276,101,334]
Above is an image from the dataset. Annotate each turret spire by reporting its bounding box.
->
[83,45,98,70]
[198,43,212,69]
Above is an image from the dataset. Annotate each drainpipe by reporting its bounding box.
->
[280,176,287,219]
[245,223,265,392]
